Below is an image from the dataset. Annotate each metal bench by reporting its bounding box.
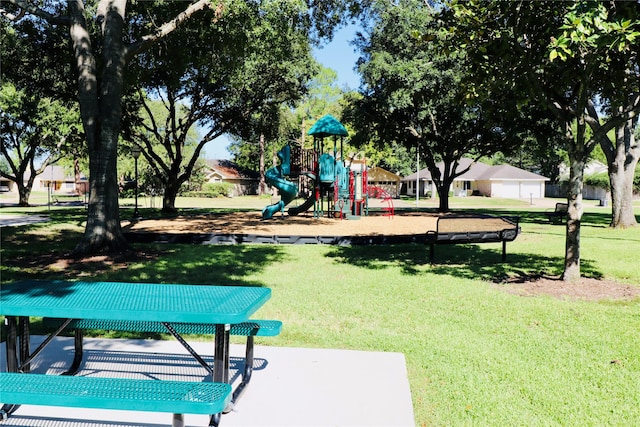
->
[544,202,568,224]
[425,214,520,262]
[42,319,282,407]
[0,372,231,427]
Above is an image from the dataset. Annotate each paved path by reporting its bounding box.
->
[0,214,49,228]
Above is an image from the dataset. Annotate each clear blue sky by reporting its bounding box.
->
[203,25,360,160]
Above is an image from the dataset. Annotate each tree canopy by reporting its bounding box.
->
[446,0,640,281]
[0,0,362,255]
[346,0,519,211]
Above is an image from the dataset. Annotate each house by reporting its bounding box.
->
[203,159,259,197]
[4,165,88,194]
[549,160,611,201]
[36,165,88,194]
[367,166,401,198]
[403,158,549,199]
[0,178,13,192]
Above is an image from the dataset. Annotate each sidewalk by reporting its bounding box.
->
[0,337,415,427]
[0,214,49,227]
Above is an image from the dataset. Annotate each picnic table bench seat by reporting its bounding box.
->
[43,318,282,337]
[425,214,520,262]
[42,318,282,408]
[0,372,231,426]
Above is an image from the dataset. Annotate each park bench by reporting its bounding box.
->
[425,214,520,262]
[0,372,231,427]
[544,202,568,224]
[42,318,282,407]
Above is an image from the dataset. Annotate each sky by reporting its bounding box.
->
[202,25,361,160]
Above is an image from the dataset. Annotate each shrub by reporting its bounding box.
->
[584,173,610,190]
[183,182,234,198]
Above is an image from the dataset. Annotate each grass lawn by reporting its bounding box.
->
[1,196,639,426]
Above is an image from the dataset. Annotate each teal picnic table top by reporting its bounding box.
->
[1,280,271,324]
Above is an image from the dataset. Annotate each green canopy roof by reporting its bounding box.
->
[307,114,348,137]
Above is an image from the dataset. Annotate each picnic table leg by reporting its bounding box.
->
[19,317,31,373]
[214,324,230,383]
[4,316,18,373]
[1,317,19,418]
[214,324,231,417]
[429,243,435,263]
[172,413,185,427]
[502,240,507,262]
[231,335,255,405]
[64,329,85,375]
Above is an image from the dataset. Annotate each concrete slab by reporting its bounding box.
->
[1,337,415,427]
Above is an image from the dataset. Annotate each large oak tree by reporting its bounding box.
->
[447,0,640,282]
[347,0,513,212]
[1,0,363,255]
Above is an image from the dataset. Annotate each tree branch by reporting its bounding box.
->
[0,0,71,24]
[125,0,224,61]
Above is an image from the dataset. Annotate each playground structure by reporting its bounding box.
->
[262,115,370,220]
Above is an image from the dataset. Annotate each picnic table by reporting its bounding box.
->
[1,280,272,426]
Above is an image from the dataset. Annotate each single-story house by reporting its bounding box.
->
[367,166,401,198]
[203,159,259,197]
[4,165,88,194]
[0,178,13,192]
[403,158,549,199]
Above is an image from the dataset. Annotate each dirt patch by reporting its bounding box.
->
[497,275,640,302]
[122,211,440,237]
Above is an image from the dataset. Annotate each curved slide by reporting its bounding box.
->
[288,193,315,216]
[262,166,298,219]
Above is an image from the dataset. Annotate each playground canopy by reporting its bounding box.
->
[308,114,348,137]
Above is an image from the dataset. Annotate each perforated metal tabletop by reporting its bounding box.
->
[1,280,271,324]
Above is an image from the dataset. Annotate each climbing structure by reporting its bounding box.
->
[262,114,369,220]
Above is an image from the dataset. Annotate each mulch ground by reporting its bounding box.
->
[117,211,640,303]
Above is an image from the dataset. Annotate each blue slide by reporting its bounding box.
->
[262,146,298,219]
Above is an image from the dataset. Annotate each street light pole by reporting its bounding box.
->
[131,146,142,219]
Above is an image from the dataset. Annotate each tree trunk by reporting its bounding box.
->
[74,158,82,196]
[607,119,639,228]
[259,133,266,195]
[562,152,585,283]
[17,180,31,207]
[437,184,450,212]
[162,180,180,213]
[71,1,130,256]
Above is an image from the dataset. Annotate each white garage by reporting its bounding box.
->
[477,164,548,199]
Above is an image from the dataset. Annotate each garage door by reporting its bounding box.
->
[501,181,521,198]
[521,182,541,198]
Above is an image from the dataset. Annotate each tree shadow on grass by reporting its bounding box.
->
[425,244,603,282]
[2,243,287,339]
[325,242,603,284]
[325,243,431,276]
[2,210,288,286]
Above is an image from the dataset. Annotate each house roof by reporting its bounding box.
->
[367,167,401,182]
[205,160,259,180]
[404,158,489,181]
[29,165,87,182]
[402,159,548,182]
[476,164,549,181]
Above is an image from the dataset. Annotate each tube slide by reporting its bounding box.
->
[262,167,298,219]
